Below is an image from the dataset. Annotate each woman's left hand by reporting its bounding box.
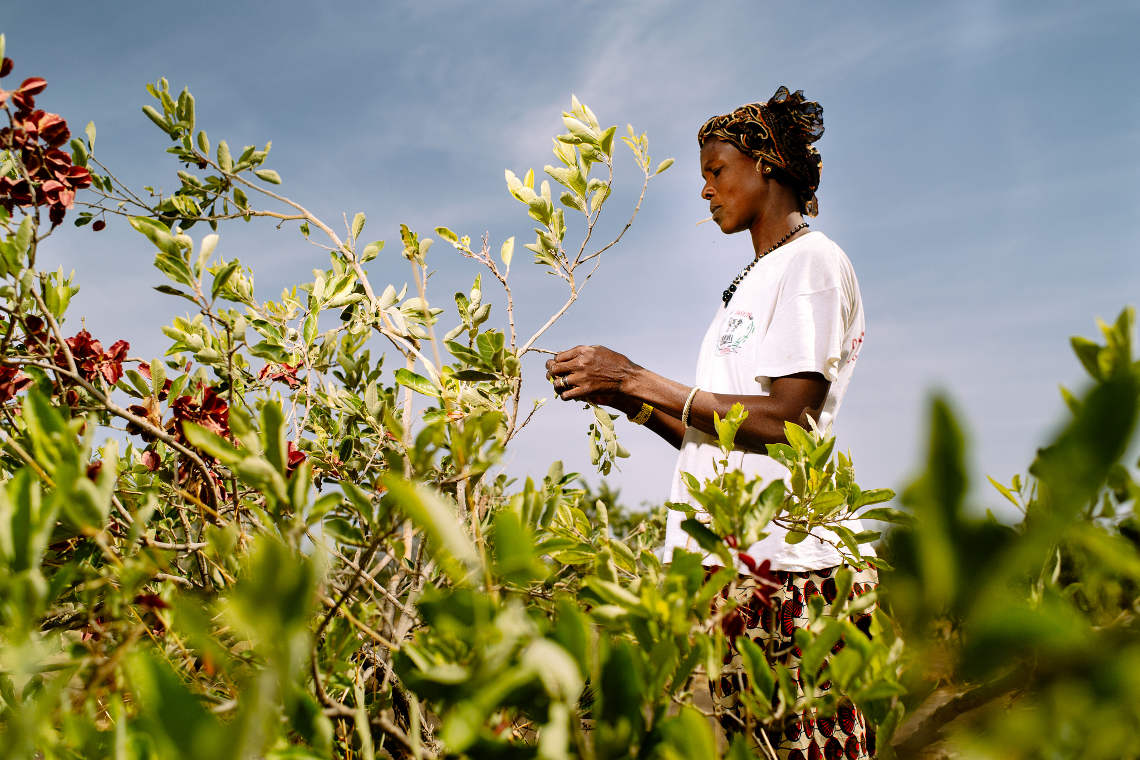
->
[545,345,639,403]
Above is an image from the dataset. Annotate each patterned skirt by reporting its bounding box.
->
[709,564,879,760]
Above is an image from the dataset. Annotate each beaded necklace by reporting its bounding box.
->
[721,222,809,306]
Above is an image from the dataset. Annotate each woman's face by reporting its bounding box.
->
[700,139,767,234]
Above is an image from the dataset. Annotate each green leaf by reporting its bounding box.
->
[799,620,843,686]
[254,169,282,184]
[599,125,617,156]
[654,157,675,175]
[680,518,729,562]
[351,212,366,240]
[0,470,56,574]
[361,240,384,261]
[182,421,245,467]
[323,516,366,546]
[854,487,894,508]
[584,577,641,608]
[154,252,196,288]
[1032,373,1139,518]
[125,652,228,760]
[22,389,69,468]
[306,492,342,527]
[380,474,481,584]
[452,369,497,382]
[236,456,290,503]
[69,138,89,167]
[196,233,219,274]
[217,140,233,172]
[141,105,169,133]
[828,523,863,558]
[225,535,318,653]
[492,508,540,587]
[250,341,291,363]
[434,226,458,244]
[260,401,287,475]
[129,216,182,257]
[196,130,209,154]
[858,506,914,525]
[123,369,152,398]
[784,421,814,454]
[812,490,847,516]
[658,706,717,760]
[500,236,514,268]
[340,481,382,527]
[900,396,966,609]
[737,637,775,707]
[211,261,240,301]
[523,639,583,702]
[1070,335,1103,380]
[809,436,837,468]
[713,403,748,453]
[13,216,34,260]
[395,368,439,398]
[987,475,1020,507]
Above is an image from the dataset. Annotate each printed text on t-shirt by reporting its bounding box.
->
[847,331,864,365]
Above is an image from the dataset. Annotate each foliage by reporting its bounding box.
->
[881,308,1140,758]
[2,31,1140,760]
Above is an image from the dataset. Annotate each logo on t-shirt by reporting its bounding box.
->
[717,310,755,355]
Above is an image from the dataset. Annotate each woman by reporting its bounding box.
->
[545,87,875,758]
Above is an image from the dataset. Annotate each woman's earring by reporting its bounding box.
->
[762,163,772,176]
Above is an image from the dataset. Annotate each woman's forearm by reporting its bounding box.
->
[608,394,686,449]
[546,345,828,452]
[621,365,828,452]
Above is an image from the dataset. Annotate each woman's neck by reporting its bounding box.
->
[749,209,808,259]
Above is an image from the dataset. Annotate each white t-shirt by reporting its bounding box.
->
[661,230,868,571]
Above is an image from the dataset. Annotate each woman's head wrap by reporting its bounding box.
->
[697,87,824,216]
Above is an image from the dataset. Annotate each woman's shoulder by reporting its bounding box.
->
[779,230,854,293]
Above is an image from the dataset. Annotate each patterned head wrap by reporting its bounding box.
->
[697,86,824,216]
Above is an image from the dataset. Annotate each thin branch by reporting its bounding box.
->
[315,536,382,641]
[578,165,650,267]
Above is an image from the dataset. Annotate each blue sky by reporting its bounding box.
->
[5,1,1139,513]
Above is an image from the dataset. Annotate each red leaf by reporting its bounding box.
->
[286,439,307,475]
[17,77,47,95]
[66,165,92,188]
[133,593,170,610]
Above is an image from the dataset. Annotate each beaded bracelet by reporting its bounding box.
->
[680,386,700,428]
